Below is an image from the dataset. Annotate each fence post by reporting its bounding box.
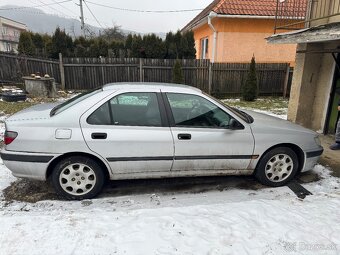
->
[283,64,290,98]
[59,53,65,90]
[100,56,105,85]
[208,61,213,94]
[139,58,143,82]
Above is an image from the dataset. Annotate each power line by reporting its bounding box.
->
[0,0,73,11]
[35,0,76,19]
[85,1,203,13]
[83,0,104,29]
[50,0,79,17]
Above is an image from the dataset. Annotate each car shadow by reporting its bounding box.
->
[101,175,264,198]
[2,170,321,203]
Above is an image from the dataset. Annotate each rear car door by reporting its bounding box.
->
[164,92,255,172]
[80,90,174,175]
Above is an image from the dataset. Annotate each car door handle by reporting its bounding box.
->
[91,132,107,139]
[178,133,191,140]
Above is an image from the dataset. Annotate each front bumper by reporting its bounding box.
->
[302,147,324,172]
[0,149,58,180]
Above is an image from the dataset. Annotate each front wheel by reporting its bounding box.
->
[51,156,105,200]
[255,147,299,187]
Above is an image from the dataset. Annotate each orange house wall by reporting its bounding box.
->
[194,18,297,65]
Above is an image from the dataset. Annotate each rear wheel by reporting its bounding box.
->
[51,156,105,200]
[255,147,299,187]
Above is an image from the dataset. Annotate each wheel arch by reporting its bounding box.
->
[46,152,111,181]
[255,143,305,173]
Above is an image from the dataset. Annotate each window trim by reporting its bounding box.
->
[200,37,209,59]
[162,92,244,130]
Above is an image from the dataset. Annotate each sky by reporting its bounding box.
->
[0,0,213,33]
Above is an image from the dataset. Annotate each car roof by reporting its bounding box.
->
[102,82,202,93]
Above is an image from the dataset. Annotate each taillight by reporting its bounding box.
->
[4,131,18,145]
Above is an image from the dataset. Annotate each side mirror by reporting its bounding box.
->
[229,119,243,130]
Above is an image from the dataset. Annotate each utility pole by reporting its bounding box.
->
[79,0,85,37]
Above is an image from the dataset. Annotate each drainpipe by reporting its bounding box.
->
[208,11,218,63]
[207,11,218,94]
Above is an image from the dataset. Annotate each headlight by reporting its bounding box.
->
[314,136,321,146]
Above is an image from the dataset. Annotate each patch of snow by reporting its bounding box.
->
[223,98,241,103]
[251,109,288,120]
[0,114,7,143]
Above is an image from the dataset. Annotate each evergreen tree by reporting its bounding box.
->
[172,59,184,84]
[143,34,166,58]
[42,34,53,58]
[18,31,35,55]
[182,31,196,59]
[164,30,196,59]
[130,35,143,58]
[242,56,258,101]
[165,32,177,59]
[32,33,44,49]
[50,27,73,58]
[125,34,133,57]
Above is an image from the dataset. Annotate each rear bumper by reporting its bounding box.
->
[0,149,58,180]
[302,148,324,173]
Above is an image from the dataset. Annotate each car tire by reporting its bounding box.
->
[255,147,299,187]
[51,156,105,200]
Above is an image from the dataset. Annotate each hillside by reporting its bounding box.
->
[0,5,166,38]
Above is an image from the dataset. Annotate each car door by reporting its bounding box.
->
[80,90,174,175]
[164,92,255,172]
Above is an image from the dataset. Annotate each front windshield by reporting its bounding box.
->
[204,93,254,123]
[50,89,101,116]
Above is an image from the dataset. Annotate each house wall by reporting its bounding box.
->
[288,41,340,132]
[193,18,297,65]
[0,17,26,53]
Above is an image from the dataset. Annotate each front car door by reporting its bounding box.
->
[80,89,174,177]
[163,92,255,173]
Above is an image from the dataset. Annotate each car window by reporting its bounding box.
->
[88,92,162,127]
[166,93,233,128]
[51,89,100,116]
[87,102,111,125]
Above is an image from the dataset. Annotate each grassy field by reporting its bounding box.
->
[0,101,38,115]
[0,91,73,115]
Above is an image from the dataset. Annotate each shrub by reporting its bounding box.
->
[172,59,184,84]
[242,56,258,101]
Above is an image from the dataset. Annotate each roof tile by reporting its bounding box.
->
[182,0,307,31]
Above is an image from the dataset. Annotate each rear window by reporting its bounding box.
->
[50,89,100,116]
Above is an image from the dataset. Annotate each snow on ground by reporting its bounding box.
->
[0,161,339,255]
[0,101,339,254]
[0,114,7,143]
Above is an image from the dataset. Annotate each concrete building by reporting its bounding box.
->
[0,16,27,53]
[182,0,304,65]
[268,0,340,135]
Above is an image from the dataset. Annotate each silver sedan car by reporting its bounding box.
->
[1,83,323,199]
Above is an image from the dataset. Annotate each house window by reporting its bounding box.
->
[200,37,209,59]
[2,27,8,35]
[6,43,11,52]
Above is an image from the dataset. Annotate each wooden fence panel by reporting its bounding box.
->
[211,62,289,97]
[0,53,290,97]
[63,58,140,89]
[0,53,60,83]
